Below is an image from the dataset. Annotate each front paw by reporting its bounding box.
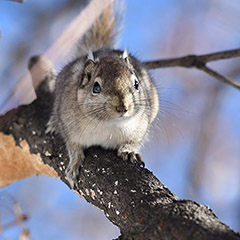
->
[117,150,145,167]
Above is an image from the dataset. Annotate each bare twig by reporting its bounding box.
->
[143,48,240,90]
[2,215,29,231]
[0,196,30,240]
[201,65,240,89]
[143,48,240,68]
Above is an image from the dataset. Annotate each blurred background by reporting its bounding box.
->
[0,0,240,239]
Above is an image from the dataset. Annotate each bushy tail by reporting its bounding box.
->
[75,1,120,57]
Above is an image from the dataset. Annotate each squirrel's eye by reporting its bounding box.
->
[93,81,101,94]
[134,79,139,90]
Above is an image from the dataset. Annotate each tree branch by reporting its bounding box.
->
[0,69,239,240]
[143,48,240,90]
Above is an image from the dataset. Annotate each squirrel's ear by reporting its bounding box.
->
[80,59,96,88]
[122,49,130,65]
[123,49,128,59]
[87,49,95,61]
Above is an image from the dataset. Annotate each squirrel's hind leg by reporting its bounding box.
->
[46,115,58,134]
[65,142,85,189]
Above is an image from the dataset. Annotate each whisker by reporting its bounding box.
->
[78,107,107,138]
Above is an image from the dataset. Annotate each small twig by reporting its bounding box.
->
[1,215,29,231]
[197,48,240,62]
[143,48,240,69]
[143,48,240,90]
[200,65,240,90]
[143,55,203,69]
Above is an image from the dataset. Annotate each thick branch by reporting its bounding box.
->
[0,81,239,240]
[143,48,240,90]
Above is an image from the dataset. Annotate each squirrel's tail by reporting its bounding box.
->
[75,1,120,57]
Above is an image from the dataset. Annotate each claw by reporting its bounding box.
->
[118,151,129,161]
[118,151,145,168]
[134,153,145,167]
[65,164,81,189]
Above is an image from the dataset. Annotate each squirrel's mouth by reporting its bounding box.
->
[108,103,134,119]
[114,104,133,117]
[116,111,133,119]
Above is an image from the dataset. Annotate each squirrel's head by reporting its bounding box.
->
[77,49,144,121]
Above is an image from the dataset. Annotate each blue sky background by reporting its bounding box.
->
[0,0,240,239]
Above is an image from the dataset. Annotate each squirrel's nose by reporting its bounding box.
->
[116,105,128,113]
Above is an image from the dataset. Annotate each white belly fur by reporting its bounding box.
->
[71,112,146,149]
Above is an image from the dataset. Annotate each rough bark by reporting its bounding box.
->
[0,80,240,240]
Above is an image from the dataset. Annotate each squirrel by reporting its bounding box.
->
[46,3,159,188]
